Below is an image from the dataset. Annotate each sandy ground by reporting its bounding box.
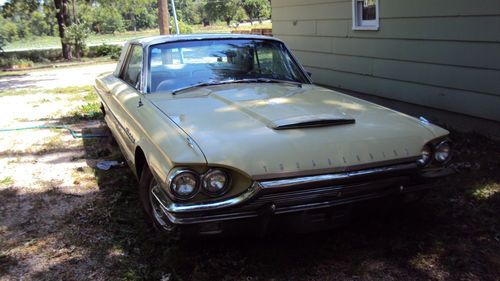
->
[0,63,116,91]
[0,64,116,280]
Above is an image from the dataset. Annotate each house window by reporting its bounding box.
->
[352,0,379,30]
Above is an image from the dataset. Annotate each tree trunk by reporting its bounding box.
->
[157,0,170,35]
[54,0,72,60]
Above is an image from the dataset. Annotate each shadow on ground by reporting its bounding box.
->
[2,131,499,281]
[0,76,55,91]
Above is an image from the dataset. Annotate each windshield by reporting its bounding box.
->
[148,39,309,93]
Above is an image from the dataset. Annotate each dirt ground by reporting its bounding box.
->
[0,64,499,281]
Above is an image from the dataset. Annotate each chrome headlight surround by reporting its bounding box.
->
[202,169,231,197]
[167,169,200,200]
[417,144,433,167]
[434,140,452,163]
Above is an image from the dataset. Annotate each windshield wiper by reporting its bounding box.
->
[171,81,229,95]
[232,78,302,88]
[171,78,302,95]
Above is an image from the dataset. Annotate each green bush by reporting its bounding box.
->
[1,44,122,65]
[65,23,91,58]
[0,56,34,68]
[30,11,51,37]
[0,20,19,42]
[2,49,61,63]
[98,8,125,34]
[172,20,193,34]
[90,44,122,59]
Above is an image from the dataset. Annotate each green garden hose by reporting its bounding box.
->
[0,125,108,139]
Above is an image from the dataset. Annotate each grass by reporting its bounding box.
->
[0,176,14,186]
[470,181,500,200]
[0,70,28,77]
[35,132,66,154]
[0,89,34,97]
[0,85,95,98]
[3,22,273,51]
[67,102,103,122]
[46,85,95,95]
[28,129,494,280]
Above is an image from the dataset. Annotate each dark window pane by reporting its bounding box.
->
[362,0,376,20]
[122,46,142,89]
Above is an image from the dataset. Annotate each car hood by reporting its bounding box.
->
[147,83,448,180]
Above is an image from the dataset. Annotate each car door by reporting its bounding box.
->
[106,44,144,164]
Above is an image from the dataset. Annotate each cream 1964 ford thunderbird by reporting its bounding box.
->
[95,34,452,235]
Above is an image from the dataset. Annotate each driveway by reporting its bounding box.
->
[0,63,116,90]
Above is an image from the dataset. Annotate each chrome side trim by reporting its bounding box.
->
[252,156,419,181]
[152,182,262,213]
[260,163,417,190]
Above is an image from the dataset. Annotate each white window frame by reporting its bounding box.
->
[352,0,380,30]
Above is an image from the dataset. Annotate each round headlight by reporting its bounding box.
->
[435,141,452,163]
[169,170,199,199]
[417,145,432,167]
[202,169,230,196]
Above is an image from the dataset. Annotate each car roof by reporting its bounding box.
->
[129,33,283,48]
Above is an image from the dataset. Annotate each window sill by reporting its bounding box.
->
[352,26,379,31]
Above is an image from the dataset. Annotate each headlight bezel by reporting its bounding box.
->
[417,144,433,167]
[166,167,233,200]
[202,169,231,197]
[434,140,452,163]
[417,138,453,168]
[167,169,200,200]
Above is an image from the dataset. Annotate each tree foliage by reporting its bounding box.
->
[64,22,90,58]
[205,0,240,26]
[242,0,271,23]
[0,0,272,42]
[97,7,125,34]
[0,33,5,53]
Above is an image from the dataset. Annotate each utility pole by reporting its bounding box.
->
[158,0,170,35]
[170,0,180,34]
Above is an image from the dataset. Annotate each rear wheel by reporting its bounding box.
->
[139,165,175,232]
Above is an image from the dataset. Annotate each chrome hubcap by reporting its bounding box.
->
[149,179,175,231]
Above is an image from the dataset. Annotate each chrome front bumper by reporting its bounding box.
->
[151,162,445,225]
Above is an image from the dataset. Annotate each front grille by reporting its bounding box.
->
[167,161,424,224]
[235,175,412,214]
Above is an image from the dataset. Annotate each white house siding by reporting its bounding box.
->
[272,0,500,122]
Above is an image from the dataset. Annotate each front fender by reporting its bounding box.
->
[133,97,207,188]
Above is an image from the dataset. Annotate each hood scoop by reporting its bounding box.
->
[270,114,355,130]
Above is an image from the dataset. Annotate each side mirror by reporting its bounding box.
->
[307,71,312,77]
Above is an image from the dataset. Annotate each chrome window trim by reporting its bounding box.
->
[143,38,313,94]
[118,43,145,93]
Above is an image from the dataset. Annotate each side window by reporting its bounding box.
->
[121,45,143,89]
[352,0,379,30]
[254,45,274,74]
[254,43,303,81]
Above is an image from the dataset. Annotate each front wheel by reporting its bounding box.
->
[139,165,175,232]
